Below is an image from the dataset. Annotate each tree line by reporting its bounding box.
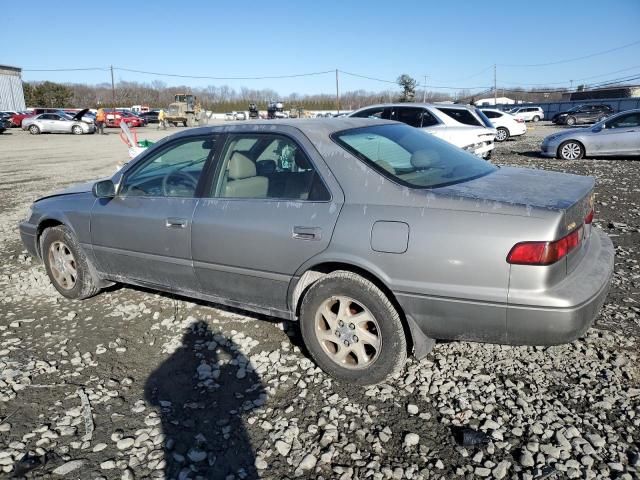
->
[22,75,569,112]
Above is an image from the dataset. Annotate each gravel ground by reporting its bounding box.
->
[0,122,638,480]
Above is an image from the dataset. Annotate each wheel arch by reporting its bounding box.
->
[290,259,434,359]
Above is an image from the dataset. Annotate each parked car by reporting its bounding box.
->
[19,119,613,384]
[507,106,544,122]
[0,118,10,134]
[104,109,144,128]
[119,110,147,126]
[541,109,640,160]
[349,103,496,158]
[9,111,36,127]
[139,110,160,124]
[481,108,527,141]
[551,104,614,126]
[22,109,95,135]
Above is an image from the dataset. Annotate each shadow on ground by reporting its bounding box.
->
[144,320,266,479]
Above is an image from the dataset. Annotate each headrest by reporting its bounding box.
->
[256,159,276,175]
[228,152,256,180]
[294,149,311,170]
[411,149,441,169]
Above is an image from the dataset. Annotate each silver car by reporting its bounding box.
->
[542,109,640,160]
[20,119,614,384]
[22,109,95,135]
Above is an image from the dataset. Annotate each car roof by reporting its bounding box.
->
[353,102,476,111]
[175,118,397,139]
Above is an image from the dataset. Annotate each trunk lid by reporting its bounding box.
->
[438,166,594,235]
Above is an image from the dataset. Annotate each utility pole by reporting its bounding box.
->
[110,65,116,107]
[335,69,340,115]
[569,79,574,91]
[422,75,428,103]
[493,64,497,106]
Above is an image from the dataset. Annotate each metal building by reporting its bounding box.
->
[0,64,26,111]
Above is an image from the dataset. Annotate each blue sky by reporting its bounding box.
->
[3,0,640,95]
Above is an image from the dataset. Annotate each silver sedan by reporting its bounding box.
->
[541,109,640,160]
[22,109,95,135]
[20,119,613,384]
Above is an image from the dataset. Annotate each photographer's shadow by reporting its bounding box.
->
[145,320,265,479]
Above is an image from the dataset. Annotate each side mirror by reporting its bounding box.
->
[592,125,603,133]
[93,179,116,198]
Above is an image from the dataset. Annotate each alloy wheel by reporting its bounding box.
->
[48,241,77,290]
[314,296,382,369]
[561,142,582,160]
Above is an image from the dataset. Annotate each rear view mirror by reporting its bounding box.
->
[93,179,116,198]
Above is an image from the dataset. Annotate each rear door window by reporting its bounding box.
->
[351,107,390,120]
[395,107,424,128]
[436,107,483,126]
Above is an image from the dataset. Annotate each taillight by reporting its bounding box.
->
[507,226,583,265]
[514,118,525,123]
[584,209,594,224]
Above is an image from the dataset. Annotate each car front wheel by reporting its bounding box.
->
[558,140,585,160]
[29,125,40,135]
[299,271,407,385]
[495,127,509,142]
[42,225,100,299]
[566,116,577,126]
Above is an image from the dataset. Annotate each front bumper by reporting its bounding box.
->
[19,220,39,259]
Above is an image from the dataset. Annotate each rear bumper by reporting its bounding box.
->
[396,230,614,347]
[506,229,614,344]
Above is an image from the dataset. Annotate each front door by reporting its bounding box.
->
[191,130,343,313]
[595,112,640,155]
[91,134,218,291]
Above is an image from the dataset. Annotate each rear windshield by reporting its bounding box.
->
[333,124,496,189]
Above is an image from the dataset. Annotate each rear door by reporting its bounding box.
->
[191,128,343,313]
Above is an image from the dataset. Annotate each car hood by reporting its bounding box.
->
[436,166,594,211]
[543,128,588,142]
[36,180,97,202]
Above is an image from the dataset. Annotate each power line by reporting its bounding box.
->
[114,67,334,80]
[499,65,640,86]
[22,67,110,72]
[499,39,640,67]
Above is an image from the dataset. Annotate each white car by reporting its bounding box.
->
[481,109,527,142]
[349,103,496,158]
[507,106,544,122]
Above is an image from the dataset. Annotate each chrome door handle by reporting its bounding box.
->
[166,217,187,228]
[293,226,321,240]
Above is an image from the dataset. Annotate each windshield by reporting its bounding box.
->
[333,124,496,189]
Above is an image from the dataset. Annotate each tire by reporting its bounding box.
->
[566,116,576,126]
[558,140,585,160]
[495,127,509,142]
[72,125,83,135]
[532,115,540,122]
[41,225,100,300]
[29,125,40,135]
[299,271,407,385]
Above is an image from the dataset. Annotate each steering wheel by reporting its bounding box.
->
[162,170,198,196]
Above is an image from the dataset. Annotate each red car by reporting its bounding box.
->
[104,110,145,128]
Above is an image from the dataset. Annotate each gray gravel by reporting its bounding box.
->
[0,123,638,479]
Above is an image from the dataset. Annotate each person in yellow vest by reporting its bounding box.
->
[157,109,166,130]
[95,107,106,135]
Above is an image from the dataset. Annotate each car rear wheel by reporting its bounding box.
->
[532,115,540,122]
[42,225,100,299]
[299,271,407,385]
[566,116,577,126]
[72,125,83,135]
[29,125,40,135]
[558,140,584,160]
[495,127,510,142]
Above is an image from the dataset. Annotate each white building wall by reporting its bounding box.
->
[0,66,26,111]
